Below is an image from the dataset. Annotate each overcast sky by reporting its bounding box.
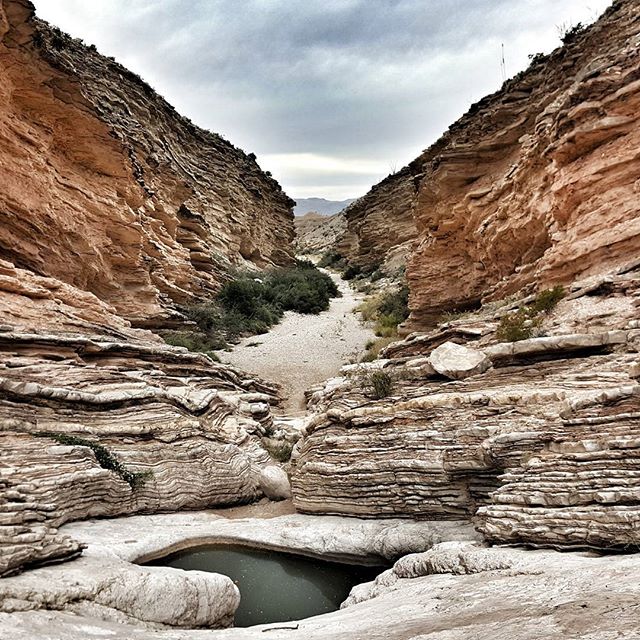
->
[33,0,610,201]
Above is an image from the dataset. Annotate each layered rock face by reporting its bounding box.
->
[334,2,640,328]
[291,266,640,549]
[336,165,419,274]
[0,315,281,577]
[0,0,294,326]
[294,212,347,256]
[0,0,294,578]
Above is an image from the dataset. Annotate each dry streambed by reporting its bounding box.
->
[221,271,374,413]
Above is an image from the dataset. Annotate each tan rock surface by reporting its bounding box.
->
[333,2,640,328]
[294,212,347,256]
[0,0,294,326]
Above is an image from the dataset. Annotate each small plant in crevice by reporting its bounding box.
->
[35,432,152,489]
[358,285,410,339]
[261,437,294,463]
[363,370,394,399]
[496,286,565,342]
[559,21,586,44]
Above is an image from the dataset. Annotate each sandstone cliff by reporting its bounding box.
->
[337,164,419,274]
[294,212,347,256]
[0,0,295,577]
[334,1,640,328]
[0,0,294,327]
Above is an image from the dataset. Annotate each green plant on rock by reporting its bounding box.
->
[530,285,565,314]
[496,286,565,342]
[35,433,152,489]
[496,309,536,342]
[261,437,294,463]
[364,370,394,399]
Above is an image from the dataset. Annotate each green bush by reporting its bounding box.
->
[496,309,535,342]
[364,370,394,399]
[342,264,362,280]
[35,433,152,489]
[530,286,565,314]
[173,262,341,350]
[495,286,563,342]
[163,331,223,360]
[318,251,346,269]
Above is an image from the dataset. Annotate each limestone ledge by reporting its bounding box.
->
[0,511,477,631]
[291,276,640,549]
[0,327,282,577]
[2,524,640,639]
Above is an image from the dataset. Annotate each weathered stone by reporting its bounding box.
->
[259,467,292,501]
[0,0,294,327]
[428,341,490,379]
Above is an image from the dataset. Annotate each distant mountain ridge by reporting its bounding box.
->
[294,197,356,216]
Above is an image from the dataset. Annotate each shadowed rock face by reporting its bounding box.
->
[337,164,419,274]
[332,1,640,329]
[0,0,294,327]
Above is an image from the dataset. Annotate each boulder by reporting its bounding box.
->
[259,466,292,501]
[428,341,490,380]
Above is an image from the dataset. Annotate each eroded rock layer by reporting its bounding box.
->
[0,0,297,578]
[333,2,640,327]
[337,164,419,274]
[291,267,640,549]
[0,0,294,325]
[0,319,281,577]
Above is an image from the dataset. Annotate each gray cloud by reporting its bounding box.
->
[33,0,611,199]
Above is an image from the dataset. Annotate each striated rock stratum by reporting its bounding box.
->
[292,266,640,550]
[0,0,294,327]
[332,1,640,328]
[0,0,293,578]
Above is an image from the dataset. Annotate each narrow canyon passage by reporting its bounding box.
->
[220,271,374,414]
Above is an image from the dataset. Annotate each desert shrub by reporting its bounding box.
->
[530,286,565,314]
[357,285,410,345]
[360,336,397,362]
[267,262,339,313]
[35,433,152,489]
[162,332,222,360]
[364,370,394,399]
[377,286,409,325]
[175,262,340,349]
[560,22,585,44]
[496,286,565,342]
[495,309,535,342]
[318,251,345,269]
[342,264,361,280]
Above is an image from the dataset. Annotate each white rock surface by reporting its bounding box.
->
[3,538,640,639]
[428,341,490,379]
[259,466,293,500]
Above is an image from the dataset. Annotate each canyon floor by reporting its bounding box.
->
[221,271,374,414]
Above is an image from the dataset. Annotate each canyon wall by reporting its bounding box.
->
[335,164,419,275]
[335,1,640,328]
[291,1,640,552]
[291,266,640,549]
[0,0,294,327]
[0,0,294,577]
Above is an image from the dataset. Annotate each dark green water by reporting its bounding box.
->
[148,545,382,627]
